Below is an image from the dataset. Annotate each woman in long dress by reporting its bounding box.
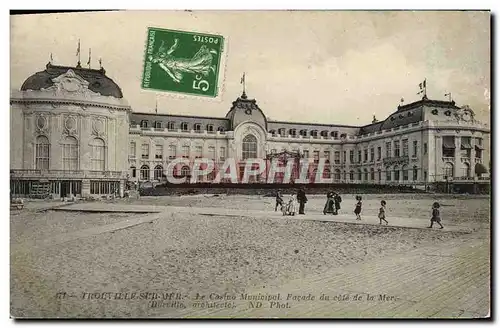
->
[283,192,298,216]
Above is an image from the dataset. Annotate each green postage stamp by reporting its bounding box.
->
[142,27,225,98]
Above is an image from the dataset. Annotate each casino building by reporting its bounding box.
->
[10,62,491,199]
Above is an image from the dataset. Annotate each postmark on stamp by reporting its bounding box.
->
[142,27,225,99]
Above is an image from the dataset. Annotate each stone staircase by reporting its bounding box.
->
[29,182,51,199]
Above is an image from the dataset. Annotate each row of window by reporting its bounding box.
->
[138,120,226,133]
[35,135,106,171]
[269,129,343,139]
[130,142,227,161]
[442,136,483,158]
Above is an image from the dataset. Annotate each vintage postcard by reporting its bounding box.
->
[10,10,491,319]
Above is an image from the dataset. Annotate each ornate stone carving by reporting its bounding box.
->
[92,117,105,137]
[35,114,49,135]
[42,69,102,98]
[64,115,78,136]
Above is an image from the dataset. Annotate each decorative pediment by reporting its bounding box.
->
[42,69,101,97]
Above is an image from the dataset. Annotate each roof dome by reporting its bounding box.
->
[225,92,267,130]
[21,63,123,98]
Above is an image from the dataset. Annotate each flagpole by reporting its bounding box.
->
[76,39,81,67]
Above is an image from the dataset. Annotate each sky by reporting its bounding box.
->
[10,10,491,126]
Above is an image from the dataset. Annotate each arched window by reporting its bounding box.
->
[394,165,400,181]
[320,130,328,137]
[181,165,190,177]
[462,163,470,178]
[334,169,341,181]
[323,168,331,179]
[402,164,409,181]
[90,138,105,171]
[62,136,79,170]
[217,126,225,132]
[35,135,50,170]
[242,134,257,160]
[443,163,454,179]
[299,129,307,137]
[154,165,164,180]
[140,165,150,181]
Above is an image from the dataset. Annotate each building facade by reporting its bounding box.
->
[10,63,491,199]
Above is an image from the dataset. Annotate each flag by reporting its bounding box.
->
[87,48,91,67]
[76,39,81,56]
[50,53,53,62]
[240,73,245,84]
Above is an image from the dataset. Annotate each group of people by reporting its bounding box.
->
[274,191,444,229]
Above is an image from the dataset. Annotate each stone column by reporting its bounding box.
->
[454,136,461,178]
[81,179,90,198]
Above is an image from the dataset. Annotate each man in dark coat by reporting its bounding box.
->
[297,188,308,214]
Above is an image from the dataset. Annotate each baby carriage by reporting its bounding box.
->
[282,197,297,216]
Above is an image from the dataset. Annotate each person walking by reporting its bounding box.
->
[428,202,444,229]
[378,200,389,225]
[323,191,335,215]
[297,188,308,215]
[354,195,362,220]
[333,192,342,215]
[275,190,284,212]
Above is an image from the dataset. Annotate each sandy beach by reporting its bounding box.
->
[10,194,490,318]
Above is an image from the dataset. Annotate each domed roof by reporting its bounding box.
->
[21,63,123,98]
[225,92,267,130]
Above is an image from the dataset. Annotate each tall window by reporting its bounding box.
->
[141,143,149,159]
[62,136,78,170]
[358,150,362,163]
[313,150,320,163]
[413,166,418,180]
[402,139,408,157]
[194,146,203,158]
[219,147,226,161]
[324,151,330,163]
[442,136,455,157]
[343,151,347,163]
[475,138,483,159]
[168,145,176,159]
[412,140,418,157]
[303,150,309,159]
[358,170,362,181]
[349,170,354,181]
[155,144,163,159]
[364,149,368,162]
[377,146,381,161]
[349,150,354,163]
[154,165,163,180]
[386,167,391,181]
[35,136,50,170]
[334,151,340,164]
[91,138,105,171]
[129,142,136,158]
[370,147,374,162]
[394,140,400,157]
[182,145,190,158]
[378,169,382,181]
[130,166,136,178]
[462,163,470,177]
[364,169,369,181]
[194,123,202,132]
[334,169,341,181]
[140,165,149,180]
[386,142,391,158]
[370,168,375,180]
[242,135,258,160]
[394,165,400,181]
[443,163,454,179]
[181,165,190,177]
[461,137,472,158]
[424,143,428,154]
[167,122,175,130]
[402,164,409,181]
[181,122,189,131]
[208,146,216,160]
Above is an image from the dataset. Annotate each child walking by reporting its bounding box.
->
[354,195,362,220]
[378,200,388,225]
[428,202,444,229]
